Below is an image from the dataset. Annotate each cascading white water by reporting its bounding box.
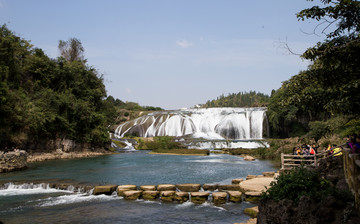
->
[114,107,267,140]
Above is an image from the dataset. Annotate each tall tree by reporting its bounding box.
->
[267,0,360,138]
[58,38,85,62]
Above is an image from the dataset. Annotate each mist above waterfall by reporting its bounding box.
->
[115,108,267,140]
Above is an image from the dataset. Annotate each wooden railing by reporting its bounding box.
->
[281,144,347,170]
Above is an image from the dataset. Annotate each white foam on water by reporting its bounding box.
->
[37,193,119,207]
[0,183,70,196]
[175,201,194,209]
[198,201,226,211]
[143,200,162,205]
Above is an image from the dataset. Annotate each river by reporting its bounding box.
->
[0,152,276,224]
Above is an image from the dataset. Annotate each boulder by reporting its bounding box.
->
[244,155,255,161]
[232,178,244,184]
[218,184,241,191]
[228,191,242,202]
[202,184,218,191]
[176,184,201,192]
[93,185,118,195]
[244,206,259,218]
[190,192,209,204]
[123,190,142,200]
[212,192,228,204]
[174,192,190,202]
[157,184,176,191]
[160,191,176,202]
[140,185,156,191]
[0,150,28,173]
[142,191,159,200]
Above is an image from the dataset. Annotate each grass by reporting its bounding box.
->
[151,148,210,156]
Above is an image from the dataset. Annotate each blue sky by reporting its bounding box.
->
[1,0,326,109]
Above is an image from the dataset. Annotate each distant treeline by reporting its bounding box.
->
[105,96,163,111]
[204,91,270,108]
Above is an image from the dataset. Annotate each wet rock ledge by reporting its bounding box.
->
[0,150,27,173]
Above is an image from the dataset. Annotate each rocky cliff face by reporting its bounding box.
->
[0,150,27,173]
[257,156,360,224]
[25,138,110,153]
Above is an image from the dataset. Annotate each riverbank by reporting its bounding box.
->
[27,150,112,163]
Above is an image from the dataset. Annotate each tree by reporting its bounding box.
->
[297,0,360,60]
[58,38,85,62]
[267,0,360,138]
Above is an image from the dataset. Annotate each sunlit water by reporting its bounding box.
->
[0,152,276,224]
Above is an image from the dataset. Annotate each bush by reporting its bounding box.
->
[261,167,353,204]
[145,136,184,150]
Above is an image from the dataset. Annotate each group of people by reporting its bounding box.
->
[292,144,318,156]
[1,146,21,153]
[346,134,360,154]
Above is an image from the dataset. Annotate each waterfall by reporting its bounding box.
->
[114,107,267,140]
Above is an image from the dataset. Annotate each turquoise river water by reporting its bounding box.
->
[0,152,276,224]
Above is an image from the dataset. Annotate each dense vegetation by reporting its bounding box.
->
[204,91,270,108]
[0,25,160,150]
[261,167,353,203]
[266,0,360,139]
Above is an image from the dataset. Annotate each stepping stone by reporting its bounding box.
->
[160,191,176,202]
[93,185,118,195]
[262,171,275,177]
[246,175,257,180]
[176,184,201,192]
[157,184,176,191]
[218,184,241,191]
[190,192,209,204]
[123,190,142,200]
[228,191,242,202]
[117,185,137,196]
[244,206,259,218]
[140,185,156,191]
[245,192,262,203]
[240,177,275,193]
[174,192,189,202]
[202,184,218,191]
[142,191,159,200]
[232,178,244,184]
[212,192,228,204]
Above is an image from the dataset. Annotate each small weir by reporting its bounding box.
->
[0,182,256,205]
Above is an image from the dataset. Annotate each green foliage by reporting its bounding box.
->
[0,24,116,148]
[151,148,210,155]
[308,121,330,143]
[204,91,270,108]
[267,0,360,138]
[144,136,185,150]
[261,167,353,204]
[341,119,360,137]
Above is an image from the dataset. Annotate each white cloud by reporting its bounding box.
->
[176,39,193,48]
